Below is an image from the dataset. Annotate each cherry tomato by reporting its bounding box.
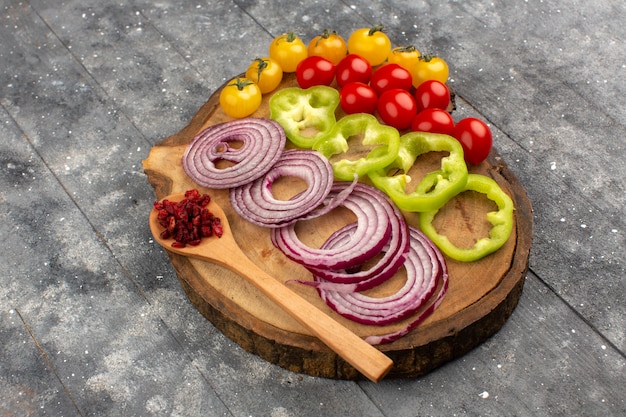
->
[370,63,413,95]
[269,31,308,73]
[340,82,378,115]
[296,56,336,88]
[245,57,283,94]
[411,54,449,88]
[336,54,372,88]
[453,117,493,165]
[414,80,450,111]
[377,88,417,130]
[387,45,421,73]
[307,29,347,65]
[219,77,262,118]
[347,24,391,67]
[411,108,455,135]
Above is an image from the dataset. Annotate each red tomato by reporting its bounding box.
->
[411,108,455,135]
[414,80,450,112]
[296,56,336,89]
[340,82,378,114]
[370,63,413,96]
[377,89,417,130]
[336,54,372,88]
[453,117,493,165]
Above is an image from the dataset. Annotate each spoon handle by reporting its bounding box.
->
[220,243,393,382]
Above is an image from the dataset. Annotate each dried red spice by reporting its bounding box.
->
[153,189,223,248]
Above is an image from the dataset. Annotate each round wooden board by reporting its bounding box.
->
[142,74,533,380]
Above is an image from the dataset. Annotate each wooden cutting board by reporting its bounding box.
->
[142,73,533,379]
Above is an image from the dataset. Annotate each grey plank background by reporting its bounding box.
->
[1,0,624,416]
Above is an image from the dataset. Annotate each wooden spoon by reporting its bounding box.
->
[149,193,393,382]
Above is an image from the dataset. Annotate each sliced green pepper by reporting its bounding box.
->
[368,131,468,212]
[419,173,515,262]
[269,86,340,148]
[312,113,400,181]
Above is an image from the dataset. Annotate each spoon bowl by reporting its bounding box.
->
[149,192,393,382]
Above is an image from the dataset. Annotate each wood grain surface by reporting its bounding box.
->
[143,74,533,379]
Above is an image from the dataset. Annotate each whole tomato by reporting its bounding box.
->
[269,31,308,73]
[411,108,455,135]
[307,29,347,65]
[411,54,449,88]
[340,82,378,114]
[370,63,413,95]
[219,77,262,118]
[414,80,450,111]
[336,54,372,88]
[245,57,283,94]
[387,45,421,73]
[296,56,336,88]
[347,24,391,67]
[377,88,417,130]
[453,117,493,165]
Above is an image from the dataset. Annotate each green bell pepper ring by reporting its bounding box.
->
[269,86,340,148]
[312,113,400,181]
[419,173,515,262]
[368,131,468,212]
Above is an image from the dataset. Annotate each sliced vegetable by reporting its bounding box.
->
[318,226,446,328]
[229,149,334,228]
[290,195,409,292]
[363,227,449,345]
[182,118,286,189]
[271,182,396,271]
[419,174,514,262]
[368,131,468,212]
[313,113,401,181]
[219,77,262,118]
[269,86,340,148]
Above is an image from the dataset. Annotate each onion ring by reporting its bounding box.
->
[229,149,335,227]
[182,118,286,189]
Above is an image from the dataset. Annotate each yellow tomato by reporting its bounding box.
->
[307,29,347,65]
[347,24,391,67]
[269,32,308,73]
[411,55,449,88]
[387,45,421,73]
[245,57,283,94]
[219,77,262,118]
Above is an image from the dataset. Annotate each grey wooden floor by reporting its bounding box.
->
[1,0,624,416]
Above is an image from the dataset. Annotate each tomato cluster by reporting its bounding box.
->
[219,25,493,165]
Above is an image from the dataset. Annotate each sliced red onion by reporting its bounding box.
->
[318,226,449,345]
[182,118,286,189]
[363,229,449,345]
[229,149,335,227]
[271,182,395,271]
[289,196,409,292]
